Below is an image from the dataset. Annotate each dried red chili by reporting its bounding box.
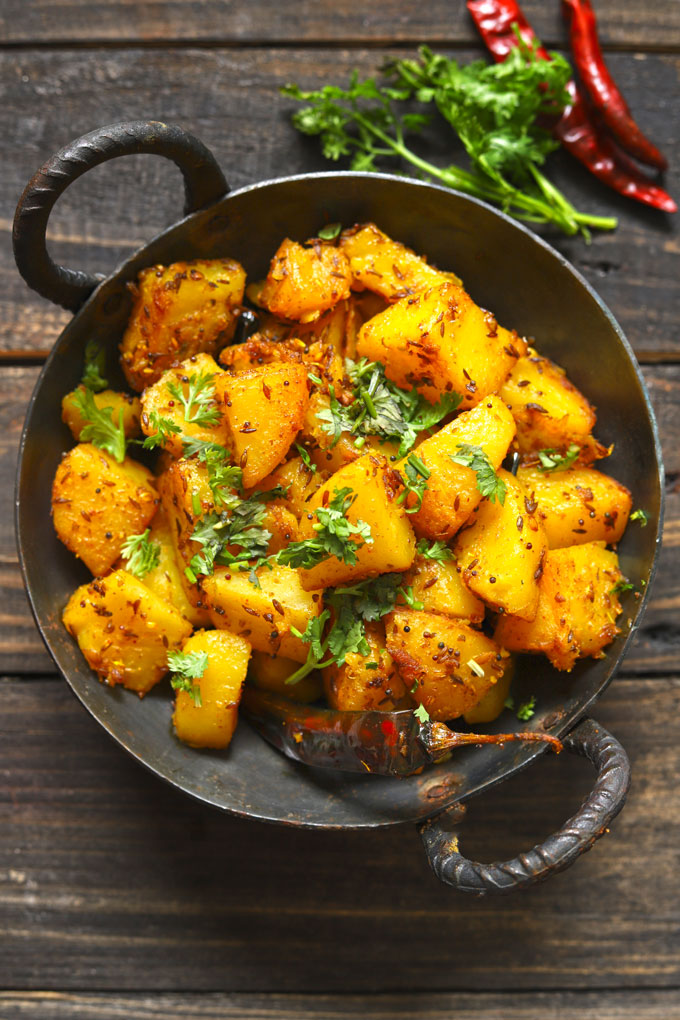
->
[242,687,561,777]
[466,0,676,213]
[562,0,667,171]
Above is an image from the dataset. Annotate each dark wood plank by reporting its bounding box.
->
[3,364,679,673]
[4,48,679,357]
[1,674,678,991]
[2,0,679,47]
[2,989,680,1020]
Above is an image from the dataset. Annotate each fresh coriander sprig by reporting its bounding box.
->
[449,443,506,504]
[516,695,537,721]
[276,487,372,570]
[630,508,649,527]
[168,649,208,707]
[283,41,617,239]
[416,538,454,563]
[396,453,430,513]
[120,529,161,579]
[167,371,221,427]
[181,437,243,507]
[142,411,183,450]
[81,340,108,392]
[72,386,127,463]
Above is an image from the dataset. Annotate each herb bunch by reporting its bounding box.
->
[283,41,617,238]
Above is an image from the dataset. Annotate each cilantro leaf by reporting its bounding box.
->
[295,443,317,473]
[142,411,183,450]
[81,340,108,392]
[167,371,221,427]
[317,222,342,240]
[72,386,127,463]
[516,695,536,721]
[414,703,430,723]
[630,509,649,527]
[168,649,208,707]
[398,585,425,610]
[120,529,161,579]
[536,443,580,472]
[610,580,634,595]
[276,487,372,570]
[416,538,454,563]
[449,443,506,504]
[181,436,243,507]
[328,573,403,622]
[185,487,283,583]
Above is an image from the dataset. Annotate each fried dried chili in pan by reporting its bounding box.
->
[466,0,676,212]
[562,0,667,171]
[241,687,562,777]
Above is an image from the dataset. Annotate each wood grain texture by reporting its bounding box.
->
[1,0,679,47]
[0,674,678,991]
[2,989,680,1020]
[4,48,679,356]
[3,364,679,673]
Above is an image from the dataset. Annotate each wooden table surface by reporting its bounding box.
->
[2,2,679,1017]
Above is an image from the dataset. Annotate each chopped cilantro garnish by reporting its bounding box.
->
[398,585,425,610]
[276,487,372,570]
[317,222,342,240]
[449,443,506,504]
[81,340,108,392]
[610,580,634,595]
[516,696,536,721]
[181,436,242,506]
[414,703,430,723]
[168,649,208,707]
[72,386,127,463]
[396,453,430,513]
[416,538,454,563]
[167,371,221,428]
[536,443,580,472]
[142,411,182,450]
[630,509,649,527]
[295,443,317,473]
[120,529,161,579]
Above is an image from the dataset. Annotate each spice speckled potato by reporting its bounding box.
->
[172,629,251,749]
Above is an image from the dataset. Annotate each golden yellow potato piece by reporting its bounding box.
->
[218,334,305,373]
[127,506,208,627]
[455,469,549,620]
[61,387,141,442]
[248,651,322,704]
[216,362,310,488]
[399,395,516,542]
[172,629,251,749]
[340,222,461,299]
[63,569,192,695]
[259,238,352,322]
[385,609,507,721]
[323,623,407,712]
[201,563,324,662]
[52,443,158,577]
[297,453,417,591]
[356,281,523,408]
[399,552,485,623]
[517,464,632,549]
[258,456,327,520]
[157,457,216,566]
[494,542,624,672]
[140,353,228,458]
[500,349,607,462]
[464,661,514,724]
[120,258,246,391]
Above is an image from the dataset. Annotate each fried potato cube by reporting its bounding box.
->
[455,469,549,620]
[215,363,310,488]
[463,661,514,724]
[400,395,516,542]
[494,542,624,671]
[323,623,407,712]
[52,443,158,577]
[248,651,322,704]
[356,281,523,408]
[157,457,216,566]
[297,454,417,591]
[126,506,208,627]
[257,456,327,520]
[140,353,228,457]
[201,564,324,662]
[218,335,305,373]
[120,258,246,391]
[61,387,142,442]
[258,238,352,323]
[500,349,607,461]
[261,502,300,554]
[517,464,632,549]
[386,609,507,721]
[63,569,192,695]
[172,629,251,749]
[339,222,461,299]
[399,552,485,623]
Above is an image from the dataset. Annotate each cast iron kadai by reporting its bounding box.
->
[13,121,664,895]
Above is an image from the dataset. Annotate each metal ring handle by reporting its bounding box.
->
[419,717,630,895]
[13,120,229,312]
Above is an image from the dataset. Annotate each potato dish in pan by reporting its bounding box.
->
[52,223,633,751]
